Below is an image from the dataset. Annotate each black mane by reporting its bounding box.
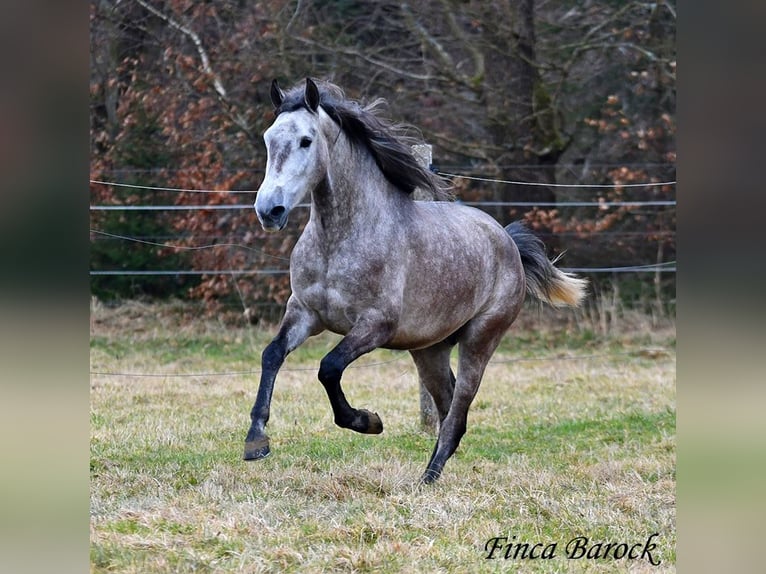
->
[274,79,451,200]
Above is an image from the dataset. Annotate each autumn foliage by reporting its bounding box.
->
[90,0,675,315]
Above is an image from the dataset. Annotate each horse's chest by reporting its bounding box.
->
[292,257,386,332]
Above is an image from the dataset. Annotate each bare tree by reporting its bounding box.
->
[90,0,675,307]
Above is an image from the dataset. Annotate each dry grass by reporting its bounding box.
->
[90,300,675,572]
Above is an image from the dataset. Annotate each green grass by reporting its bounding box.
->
[90,301,676,572]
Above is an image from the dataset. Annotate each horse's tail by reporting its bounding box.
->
[505,222,588,308]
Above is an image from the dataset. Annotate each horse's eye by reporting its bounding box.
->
[299,137,312,148]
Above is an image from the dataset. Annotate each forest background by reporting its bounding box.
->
[89,0,676,320]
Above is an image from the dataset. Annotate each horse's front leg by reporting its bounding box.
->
[318,315,395,435]
[243,299,322,461]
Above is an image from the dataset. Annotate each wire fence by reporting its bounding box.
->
[90,169,676,276]
[90,348,674,379]
[90,200,676,211]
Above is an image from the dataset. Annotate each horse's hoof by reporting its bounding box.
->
[357,409,384,434]
[243,437,271,460]
[419,470,440,485]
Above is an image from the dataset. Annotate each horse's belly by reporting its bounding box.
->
[385,305,474,350]
[384,323,462,351]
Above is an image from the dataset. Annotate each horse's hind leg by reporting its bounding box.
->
[420,316,511,484]
[318,316,395,434]
[409,342,456,426]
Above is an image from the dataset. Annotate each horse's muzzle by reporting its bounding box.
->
[256,204,289,232]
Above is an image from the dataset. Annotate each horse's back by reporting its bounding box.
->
[409,201,517,263]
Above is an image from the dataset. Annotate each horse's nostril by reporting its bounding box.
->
[269,205,286,219]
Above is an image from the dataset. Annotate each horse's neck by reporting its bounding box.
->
[310,149,408,236]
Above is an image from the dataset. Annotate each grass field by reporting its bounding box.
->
[90,300,676,573]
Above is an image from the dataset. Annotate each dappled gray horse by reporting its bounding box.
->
[246,78,587,483]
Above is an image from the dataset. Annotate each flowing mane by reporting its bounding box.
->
[274,79,451,200]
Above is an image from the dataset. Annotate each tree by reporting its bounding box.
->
[90,0,295,309]
[89,0,676,313]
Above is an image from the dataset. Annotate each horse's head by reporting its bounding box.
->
[255,78,329,232]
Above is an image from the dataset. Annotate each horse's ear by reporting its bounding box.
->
[304,78,320,113]
[270,79,284,109]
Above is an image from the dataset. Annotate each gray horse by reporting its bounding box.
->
[246,78,587,483]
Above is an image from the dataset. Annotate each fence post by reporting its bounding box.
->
[411,144,439,432]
